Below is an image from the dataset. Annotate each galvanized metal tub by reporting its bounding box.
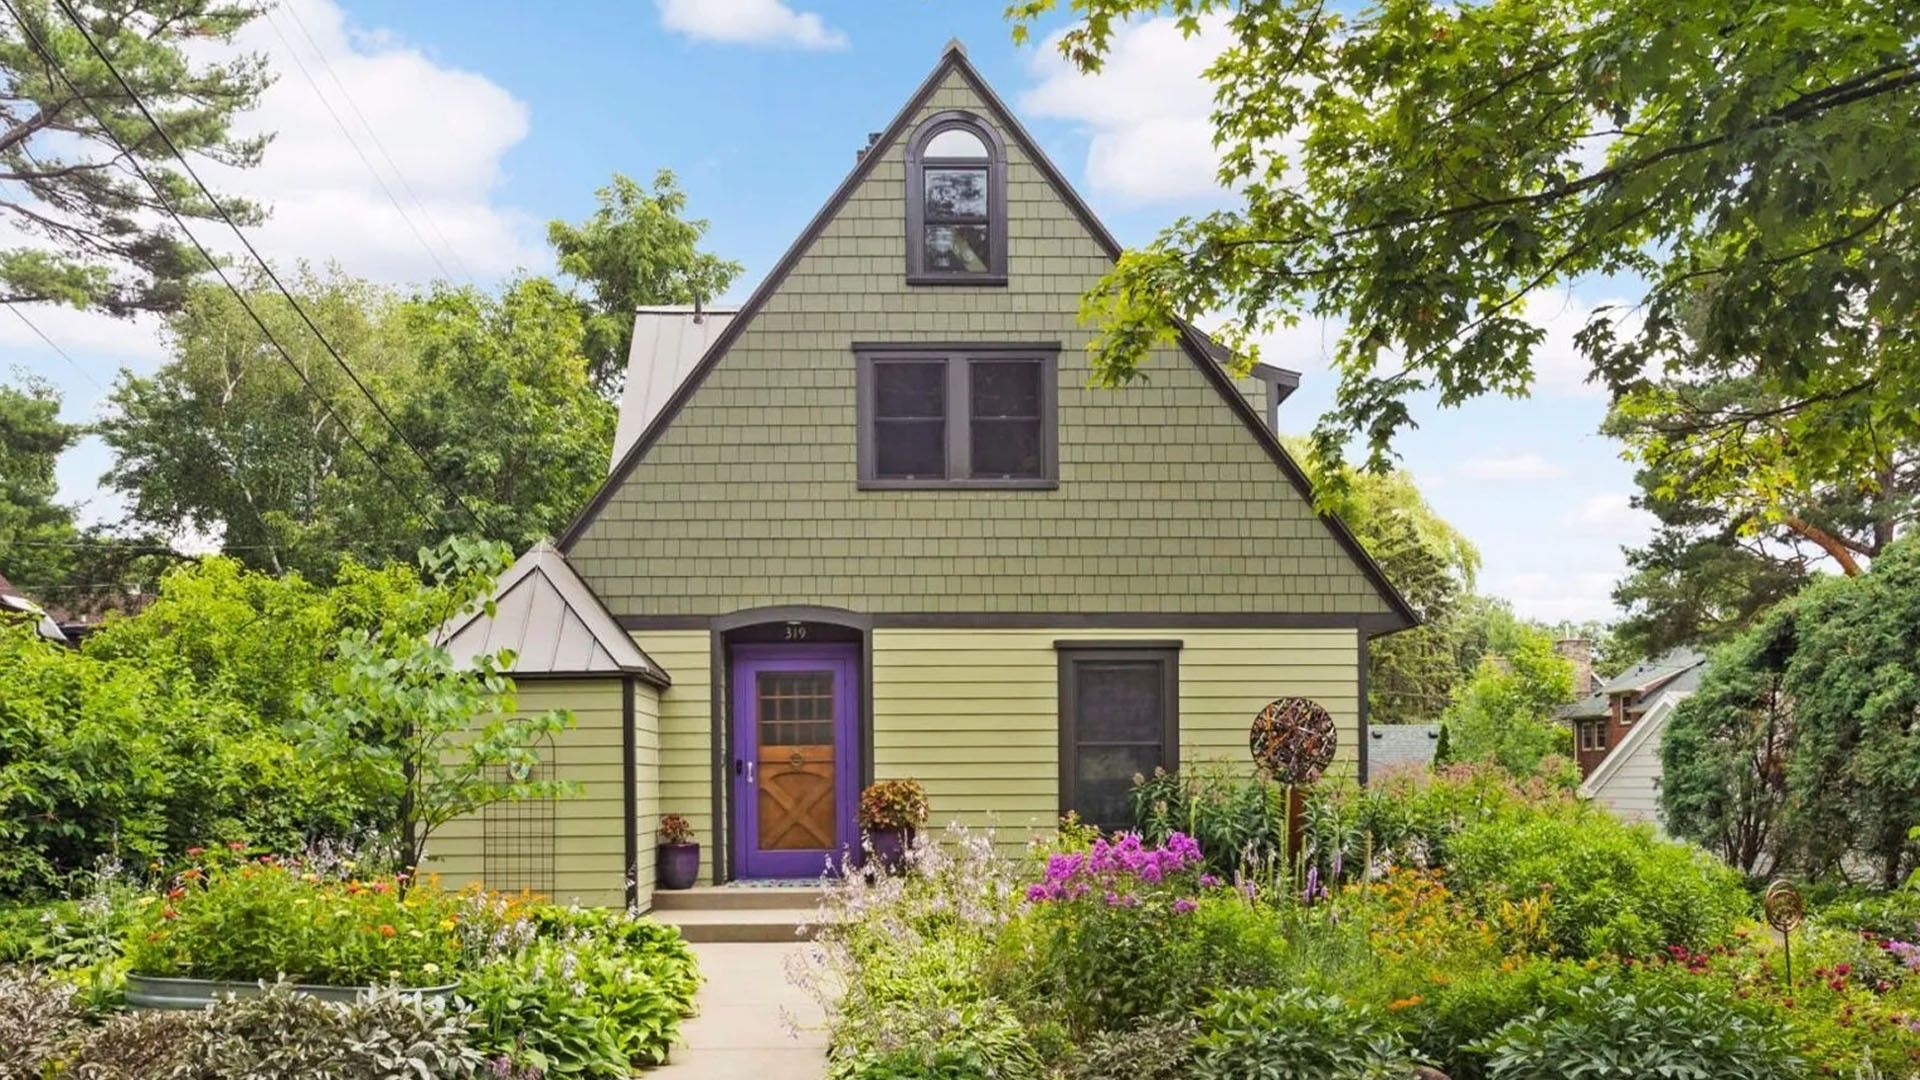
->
[125,973,458,1010]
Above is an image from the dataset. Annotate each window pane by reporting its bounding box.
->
[1077,661,1165,742]
[758,671,835,746]
[925,168,988,218]
[874,361,945,418]
[971,361,1040,419]
[1074,744,1162,829]
[925,225,990,273]
[971,418,1042,477]
[875,420,946,478]
[924,127,989,159]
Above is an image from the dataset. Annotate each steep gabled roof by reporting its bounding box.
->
[611,306,738,470]
[438,542,667,684]
[558,41,1416,632]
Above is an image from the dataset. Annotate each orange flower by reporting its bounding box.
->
[1388,995,1425,1011]
[379,924,397,938]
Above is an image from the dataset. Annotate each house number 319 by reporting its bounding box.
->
[784,624,808,640]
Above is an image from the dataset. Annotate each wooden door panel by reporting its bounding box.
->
[754,670,837,853]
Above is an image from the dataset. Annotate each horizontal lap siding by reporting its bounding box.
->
[429,679,641,908]
[873,628,1360,848]
[633,631,715,882]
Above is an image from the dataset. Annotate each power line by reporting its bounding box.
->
[273,0,476,283]
[37,0,485,534]
[259,3,461,283]
[0,0,442,536]
[6,304,102,391]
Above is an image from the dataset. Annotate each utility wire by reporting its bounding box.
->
[259,4,460,283]
[41,0,485,533]
[1,0,444,535]
[6,304,103,391]
[273,0,476,283]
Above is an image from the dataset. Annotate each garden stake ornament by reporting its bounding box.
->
[1250,697,1338,896]
[1763,878,1806,986]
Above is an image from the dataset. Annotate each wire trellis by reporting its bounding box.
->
[482,735,557,897]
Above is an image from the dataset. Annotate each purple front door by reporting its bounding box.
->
[731,644,860,879]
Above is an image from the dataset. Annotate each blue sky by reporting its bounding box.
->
[7,0,1652,622]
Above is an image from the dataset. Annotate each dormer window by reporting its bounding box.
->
[906,111,1007,285]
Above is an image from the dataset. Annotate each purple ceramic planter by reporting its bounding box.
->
[658,843,701,890]
[865,827,912,874]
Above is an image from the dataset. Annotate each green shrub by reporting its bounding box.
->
[827,999,1043,1080]
[123,850,469,986]
[1131,762,1289,877]
[531,903,700,1015]
[1446,807,1749,957]
[1191,987,1414,1080]
[1063,1016,1196,1080]
[1473,970,1802,1079]
[1397,958,1579,1080]
[1302,765,1576,885]
[173,983,489,1080]
[461,927,695,1077]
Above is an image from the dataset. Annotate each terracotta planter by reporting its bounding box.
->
[125,973,456,1011]
[865,826,913,873]
[658,842,701,890]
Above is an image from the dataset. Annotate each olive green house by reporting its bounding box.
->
[429,41,1412,910]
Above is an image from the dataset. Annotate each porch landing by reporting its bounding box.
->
[652,885,824,943]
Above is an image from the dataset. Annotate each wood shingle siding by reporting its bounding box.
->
[564,69,1397,622]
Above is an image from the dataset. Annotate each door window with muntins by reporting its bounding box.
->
[1057,644,1180,831]
[756,670,838,850]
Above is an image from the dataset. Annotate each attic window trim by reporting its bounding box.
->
[905,110,1009,286]
[854,344,1059,490]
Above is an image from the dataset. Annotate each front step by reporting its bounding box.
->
[652,885,825,912]
[653,905,819,943]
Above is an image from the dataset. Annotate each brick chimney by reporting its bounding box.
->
[1555,638,1594,697]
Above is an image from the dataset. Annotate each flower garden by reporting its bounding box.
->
[792,765,1920,1080]
[0,842,699,1079]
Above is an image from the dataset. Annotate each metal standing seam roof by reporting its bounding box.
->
[610,306,738,471]
[0,570,67,643]
[1368,723,1441,774]
[436,542,667,684]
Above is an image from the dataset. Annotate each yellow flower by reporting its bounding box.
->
[422,963,441,975]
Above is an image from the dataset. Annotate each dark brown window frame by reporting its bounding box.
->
[905,110,1009,286]
[854,343,1058,489]
[1055,641,1181,830]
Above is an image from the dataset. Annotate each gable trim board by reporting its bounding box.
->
[618,611,1409,632]
[555,41,1414,633]
[1581,689,1691,802]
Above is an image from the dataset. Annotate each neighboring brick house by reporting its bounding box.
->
[429,41,1413,907]
[1561,648,1705,778]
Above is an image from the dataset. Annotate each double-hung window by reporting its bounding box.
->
[1056,642,1181,831]
[905,111,1007,284]
[855,345,1057,488]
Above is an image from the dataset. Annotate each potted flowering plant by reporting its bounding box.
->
[858,778,930,873]
[657,814,700,890]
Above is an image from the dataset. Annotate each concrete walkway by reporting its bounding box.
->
[655,942,828,1078]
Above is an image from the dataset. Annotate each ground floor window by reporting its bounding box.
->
[1055,641,1180,830]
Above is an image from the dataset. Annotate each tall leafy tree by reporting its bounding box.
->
[1007,0,1920,482]
[1299,442,1480,723]
[0,374,80,586]
[548,170,743,393]
[99,270,614,580]
[1438,620,1576,780]
[0,0,269,315]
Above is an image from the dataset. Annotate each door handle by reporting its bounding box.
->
[746,761,756,785]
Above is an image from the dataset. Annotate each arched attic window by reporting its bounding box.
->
[905,111,1008,285]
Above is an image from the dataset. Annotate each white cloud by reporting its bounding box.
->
[1457,453,1567,481]
[1492,570,1621,624]
[655,0,847,50]
[196,0,541,284]
[1559,492,1658,543]
[1020,15,1234,205]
